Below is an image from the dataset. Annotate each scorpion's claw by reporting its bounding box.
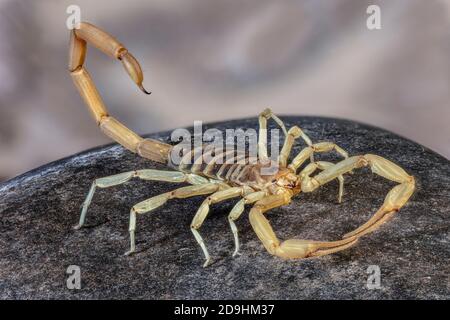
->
[274,238,359,259]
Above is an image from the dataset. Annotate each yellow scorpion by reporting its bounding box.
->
[70,22,415,267]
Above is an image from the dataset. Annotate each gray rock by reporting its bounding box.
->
[0,117,448,299]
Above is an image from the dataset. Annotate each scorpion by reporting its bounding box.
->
[69,22,415,267]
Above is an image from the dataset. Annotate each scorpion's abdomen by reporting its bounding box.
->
[168,144,272,188]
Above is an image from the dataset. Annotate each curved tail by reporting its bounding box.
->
[69,22,171,163]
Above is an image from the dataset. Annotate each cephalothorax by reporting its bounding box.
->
[69,22,415,267]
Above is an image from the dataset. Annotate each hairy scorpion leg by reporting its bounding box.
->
[227,191,266,256]
[258,108,313,165]
[300,161,345,203]
[127,183,221,256]
[190,186,254,267]
[289,142,349,172]
[278,126,303,167]
[249,192,358,259]
[288,142,349,202]
[258,108,288,162]
[302,154,415,241]
[75,170,209,229]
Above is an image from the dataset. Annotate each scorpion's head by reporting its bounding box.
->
[272,167,301,195]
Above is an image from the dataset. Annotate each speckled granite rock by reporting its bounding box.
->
[0,117,448,299]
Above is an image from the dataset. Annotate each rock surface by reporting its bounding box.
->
[0,117,448,299]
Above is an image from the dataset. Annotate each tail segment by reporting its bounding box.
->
[69,22,171,164]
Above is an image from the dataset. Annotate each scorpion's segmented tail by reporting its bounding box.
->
[69,22,171,164]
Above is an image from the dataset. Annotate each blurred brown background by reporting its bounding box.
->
[0,0,449,181]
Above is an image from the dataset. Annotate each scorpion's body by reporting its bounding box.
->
[170,146,294,191]
[69,22,415,267]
